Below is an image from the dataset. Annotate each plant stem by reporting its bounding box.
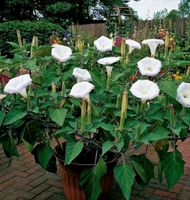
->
[80,98,87,134]
[87,97,92,124]
[119,91,128,131]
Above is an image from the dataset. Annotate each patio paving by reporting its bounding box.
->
[0,139,190,200]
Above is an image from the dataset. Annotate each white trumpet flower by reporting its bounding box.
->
[70,82,95,99]
[142,39,164,57]
[125,39,141,54]
[72,68,91,82]
[51,44,72,62]
[137,57,162,77]
[4,74,32,98]
[94,36,113,52]
[130,80,160,102]
[177,82,190,108]
[97,57,120,65]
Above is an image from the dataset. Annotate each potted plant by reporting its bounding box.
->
[0,32,190,200]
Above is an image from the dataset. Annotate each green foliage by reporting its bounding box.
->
[114,164,135,200]
[0,20,64,55]
[49,108,68,126]
[65,142,84,165]
[0,27,190,200]
[80,159,107,200]
[159,150,185,189]
[178,0,190,18]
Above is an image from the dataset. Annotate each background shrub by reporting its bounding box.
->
[0,20,64,55]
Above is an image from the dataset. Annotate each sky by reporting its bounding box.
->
[128,0,181,19]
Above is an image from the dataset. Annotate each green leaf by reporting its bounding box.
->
[37,143,53,169]
[0,111,6,126]
[140,126,169,143]
[102,141,114,156]
[161,150,185,189]
[1,133,19,158]
[49,108,68,126]
[182,112,190,126]
[65,141,84,165]
[80,158,107,200]
[114,164,135,200]
[3,109,27,125]
[159,81,179,99]
[131,154,154,185]
[131,160,147,183]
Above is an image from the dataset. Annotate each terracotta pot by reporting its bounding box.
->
[55,144,119,200]
[59,162,114,200]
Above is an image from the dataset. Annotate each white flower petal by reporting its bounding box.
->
[142,39,164,56]
[51,44,72,62]
[97,57,120,65]
[130,80,160,102]
[106,66,113,77]
[125,39,141,54]
[4,74,32,95]
[72,68,91,82]
[138,57,162,77]
[69,82,95,99]
[94,36,113,52]
[176,82,190,108]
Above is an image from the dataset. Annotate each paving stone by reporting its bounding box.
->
[1,142,190,200]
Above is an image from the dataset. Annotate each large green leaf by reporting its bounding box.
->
[37,143,53,169]
[3,109,27,125]
[80,158,107,200]
[140,126,169,143]
[159,81,179,99]
[161,150,185,189]
[131,154,154,185]
[49,108,68,126]
[114,164,135,200]
[64,141,84,165]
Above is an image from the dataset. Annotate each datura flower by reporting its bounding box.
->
[130,80,160,102]
[4,74,32,98]
[97,57,120,65]
[137,57,162,76]
[125,39,141,54]
[176,82,190,108]
[142,39,164,57]
[94,36,113,52]
[69,82,95,99]
[106,66,113,77]
[72,68,91,82]
[51,44,72,62]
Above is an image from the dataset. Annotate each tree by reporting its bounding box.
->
[166,9,181,20]
[153,9,168,20]
[178,0,190,18]
[0,0,140,24]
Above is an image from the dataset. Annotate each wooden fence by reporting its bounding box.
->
[73,23,107,38]
[132,18,190,43]
[73,18,190,45]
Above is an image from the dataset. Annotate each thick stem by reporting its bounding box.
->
[119,91,128,131]
[80,98,87,134]
[87,97,92,124]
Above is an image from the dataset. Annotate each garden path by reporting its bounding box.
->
[0,139,190,200]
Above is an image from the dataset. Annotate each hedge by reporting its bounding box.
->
[0,20,64,55]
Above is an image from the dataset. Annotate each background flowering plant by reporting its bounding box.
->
[0,33,190,200]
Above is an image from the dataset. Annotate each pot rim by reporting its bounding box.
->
[54,144,120,167]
